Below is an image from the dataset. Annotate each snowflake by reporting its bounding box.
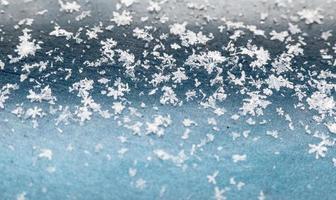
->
[71,79,94,98]
[182,118,197,127]
[15,29,41,59]
[38,148,53,160]
[170,22,187,35]
[49,25,73,39]
[27,86,56,103]
[1,0,9,6]
[307,91,335,114]
[86,25,103,40]
[101,38,117,61]
[112,102,125,114]
[154,149,187,166]
[298,9,323,24]
[186,51,225,74]
[241,45,270,69]
[107,79,130,100]
[258,191,266,200]
[147,1,161,12]
[133,27,152,41]
[120,0,136,7]
[111,10,133,26]
[56,106,72,125]
[117,50,135,66]
[326,123,336,134]
[240,92,271,116]
[172,68,188,83]
[0,84,18,109]
[321,31,332,41]
[269,30,289,42]
[180,30,213,46]
[0,93,8,109]
[266,130,279,139]
[59,0,81,13]
[16,192,26,200]
[266,75,293,91]
[232,154,247,163]
[207,171,219,185]
[135,178,146,190]
[308,143,328,159]
[0,60,4,70]
[214,187,226,200]
[146,115,171,136]
[160,86,179,105]
[26,106,43,119]
[76,106,92,122]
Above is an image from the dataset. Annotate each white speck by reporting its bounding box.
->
[135,178,146,190]
[326,123,336,134]
[232,154,246,163]
[17,192,26,200]
[38,149,53,160]
[207,170,219,185]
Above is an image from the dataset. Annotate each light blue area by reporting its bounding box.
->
[0,101,335,200]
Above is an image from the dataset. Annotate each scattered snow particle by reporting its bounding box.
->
[258,191,266,200]
[154,149,187,166]
[135,178,146,190]
[120,0,136,7]
[0,60,5,70]
[38,149,53,160]
[207,170,219,185]
[17,192,26,200]
[232,154,247,163]
[326,123,336,134]
[214,187,226,200]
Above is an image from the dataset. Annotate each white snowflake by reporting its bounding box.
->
[26,107,43,119]
[307,91,335,114]
[38,148,53,160]
[240,92,271,116]
[111,10,133,26]
[15,29,41,59]
[214,187,226,200]
[298,9,323,24]
[120,0,136,7]
[308,143,327,159]
[160,86,179,105]
[112,102,125,114]
[241,45,270,69]
[27,86,56,103]
[59,0,81,13]
[232,154,247,163]
[101,38,117,60]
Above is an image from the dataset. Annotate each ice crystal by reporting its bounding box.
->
[111,10,133,26]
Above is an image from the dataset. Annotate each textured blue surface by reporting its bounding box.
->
[0,98,336,199]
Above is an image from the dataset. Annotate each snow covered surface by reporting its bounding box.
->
[0,0,336,199]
